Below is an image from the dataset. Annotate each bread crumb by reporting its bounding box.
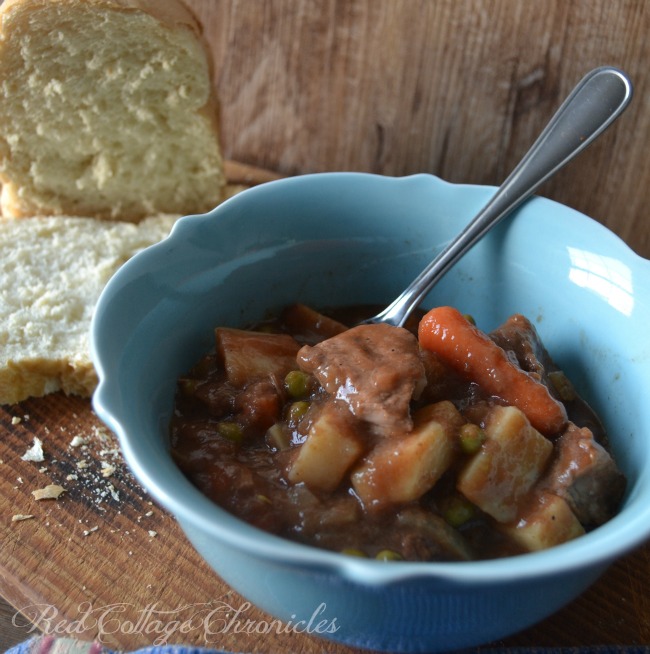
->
[101,462,116,478]
[76,460,89,469]
[107,483,119,502]
[69,435,87,448]
[11,416,21,425]
[21,437,45,462]
[82,526,99,536]
[32,484,66,500]
[12,514,35,522]
[148,530,157,538]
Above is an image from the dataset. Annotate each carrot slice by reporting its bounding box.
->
[418,306,567,436]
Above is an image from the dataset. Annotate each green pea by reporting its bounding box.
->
[340,548,367,557]
[443,495,476,528]
[287,400,310,424]
[375,549,403,561]
[217,421,243,444]
[459,423,486,455]
[284,370,310,398]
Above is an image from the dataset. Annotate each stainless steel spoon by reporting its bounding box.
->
[362,66,633,328]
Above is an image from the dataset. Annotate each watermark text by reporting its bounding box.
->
[14,600,340,645]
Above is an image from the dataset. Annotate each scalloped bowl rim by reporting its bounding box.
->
[91,172,650,588]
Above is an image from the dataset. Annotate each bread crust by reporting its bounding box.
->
[0,358,98,406]
[0,0,203,34]
[0,0,224,221]
[0,213,182,405]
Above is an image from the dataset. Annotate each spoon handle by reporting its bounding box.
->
[368,66,633,328]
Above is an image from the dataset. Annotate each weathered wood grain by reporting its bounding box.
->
[2,393,650,652]
[2,0,649,650]
[186,0,650,257]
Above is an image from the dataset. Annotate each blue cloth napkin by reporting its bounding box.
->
[7,637,650,654]
[7,636,230,654]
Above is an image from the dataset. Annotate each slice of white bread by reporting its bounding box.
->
[0,0,224,221]
[0,213,180,405]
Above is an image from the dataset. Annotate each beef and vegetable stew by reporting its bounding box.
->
[170,304,626,562]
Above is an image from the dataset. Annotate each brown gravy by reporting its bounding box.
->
[170,304,625,562]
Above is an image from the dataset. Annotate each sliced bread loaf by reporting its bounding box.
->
[0,213,180,405]
[0,0,224,221]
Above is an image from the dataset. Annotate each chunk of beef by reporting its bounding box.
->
[280,303,348,344]
[234,379,283,434]
[490,314,555,383]
[216,328,301,387]
[490,314,608,443]
[397,507,474,561]
[540,422,626,527]
[297,323,427,437]
[418,348,472,404]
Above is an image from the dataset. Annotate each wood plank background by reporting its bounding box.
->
[184,0,649,258]
[1,0,649,651]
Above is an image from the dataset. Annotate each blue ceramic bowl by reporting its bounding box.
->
[91,173,650,653]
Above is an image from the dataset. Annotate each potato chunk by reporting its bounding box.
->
[286,401,364,493]
[501,492,585,551]
[216,328,301,387]
[457,405,553,523]
[351,401,464,509]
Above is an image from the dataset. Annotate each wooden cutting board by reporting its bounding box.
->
[3,395,650,653]
[1,162,649,652]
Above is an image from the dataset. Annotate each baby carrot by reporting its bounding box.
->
[418,306,567,436]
